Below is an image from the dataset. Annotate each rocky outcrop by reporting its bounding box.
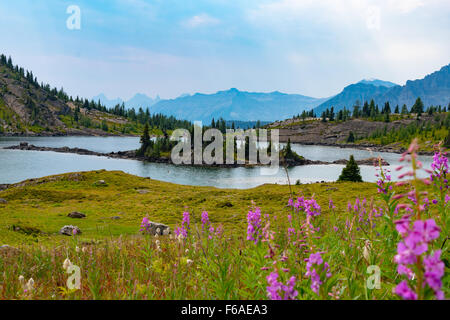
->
[67,212,86,219]
[333,157,389,166]
[59,225,82,236]
[145,221,171,236]
[4,143,140,160]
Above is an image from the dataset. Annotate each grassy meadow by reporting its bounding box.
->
[0,153,448,299]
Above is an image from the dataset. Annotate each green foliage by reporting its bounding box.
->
[411,97,424,115]
[347,131,355,143]
[359,115,449,149]
[338,155,363,182]
[101,120,109,132]
[282,139,305,163]
[444,131,450,148]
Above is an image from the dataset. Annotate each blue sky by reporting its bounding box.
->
[1,0,449,100]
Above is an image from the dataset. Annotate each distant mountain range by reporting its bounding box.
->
[93,63,450,122]
[94,89,328,123]
[151,89,329,123]
[314,64,450,114]
[92,93,160,110]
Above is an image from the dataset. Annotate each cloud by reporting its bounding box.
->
[2,0,448,100]
[388,0,425,14]
[183,13,220,28]
[366,5,381,30]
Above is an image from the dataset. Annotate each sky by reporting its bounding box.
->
[0,0,449,101]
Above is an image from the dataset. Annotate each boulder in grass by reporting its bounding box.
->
[59,225,82,236]
[68,211,86,219]
[141,219,170,236]
[0,198,7,204]
[0,245,19,254]
[94,180,107,186]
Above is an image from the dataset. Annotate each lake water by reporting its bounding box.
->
[0,136,433,189]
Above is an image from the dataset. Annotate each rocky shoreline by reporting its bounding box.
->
[291,141,436,156]
[0,131,137,137]
[3,142,389,168]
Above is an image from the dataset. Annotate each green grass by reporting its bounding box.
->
[0,169,448,300]
[0,170,376,245]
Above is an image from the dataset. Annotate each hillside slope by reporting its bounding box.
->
[0,56,140,136]
[268,113,449,153]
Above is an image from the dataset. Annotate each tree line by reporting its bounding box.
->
[295,97,449,124]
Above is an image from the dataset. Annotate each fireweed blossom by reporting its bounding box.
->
[428,148,450,221]
[347,197,381,231]
[289,196,321,217]
[140,216,151,234]
[305,252,332,295]
[423,250,445,300]
[266,271,298,300]
[305,198,321,217]
[395,280,417,300]
[329,199,336,210]
[174,211,190,238]
[247,206,262,243]
[430,150,449,182]
[200,211,215,239]
[394,215,444,300]
[375,161,393,195]
[201,211,210,231]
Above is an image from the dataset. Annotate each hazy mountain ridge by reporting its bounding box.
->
[314,64,450,114]
[313,82,393,115]
[373,64,450,108]
[92,64,449,123]
[358,79,398,87]
[144,88,328,123]
[92,93,160,110]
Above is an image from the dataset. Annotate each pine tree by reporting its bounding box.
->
[347,131,355,143]
[401,104,409,114]
[362,101,370,117]
[338,155,362,182]
[138,123,151,156]
[284,138,292,157]
[74,106,80,122]
[383,102,391,114]
[411,97,424,115]
[444,131,450,149]
[353,105,360,118]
